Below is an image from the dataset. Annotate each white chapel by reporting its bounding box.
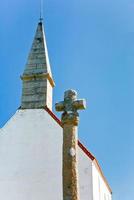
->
[0,19,112,200]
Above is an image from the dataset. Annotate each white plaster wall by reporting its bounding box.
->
[0,109,63,200]
[0,108,111,200]
[92,163,112,200]
[78,147,93,200]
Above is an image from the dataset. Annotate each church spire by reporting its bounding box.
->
[21,21,55,110]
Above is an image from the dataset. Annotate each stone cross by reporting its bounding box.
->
[55,90,86,126]
[55,90,86,200]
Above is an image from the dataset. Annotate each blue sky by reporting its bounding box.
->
[0,0,133,199]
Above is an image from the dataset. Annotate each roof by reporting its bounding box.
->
[44,106,112,194]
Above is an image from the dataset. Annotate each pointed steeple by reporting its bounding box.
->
[21,21,55,110]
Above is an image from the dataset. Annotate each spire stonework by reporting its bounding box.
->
[21,21,55,110]
[55,90,86,200]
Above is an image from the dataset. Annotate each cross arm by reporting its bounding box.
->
[73,99,86,110]
[55,101,64,112]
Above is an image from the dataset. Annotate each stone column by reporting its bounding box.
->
[55,90,86,200]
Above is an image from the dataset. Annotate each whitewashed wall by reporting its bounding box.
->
[0,109,111,200]
[78,147,93,200]
[92,163,112,200]
[0,109,63,200]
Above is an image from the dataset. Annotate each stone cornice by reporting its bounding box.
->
[21,73,55,88]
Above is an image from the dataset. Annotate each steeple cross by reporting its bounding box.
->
[55,90,86,125]
[39,0,43,22]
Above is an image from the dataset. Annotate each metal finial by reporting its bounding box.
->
[39,0,43,22]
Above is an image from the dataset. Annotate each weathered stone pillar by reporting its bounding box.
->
[55,90,86,200]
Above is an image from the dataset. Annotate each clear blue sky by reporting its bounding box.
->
[0,0,133,199]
